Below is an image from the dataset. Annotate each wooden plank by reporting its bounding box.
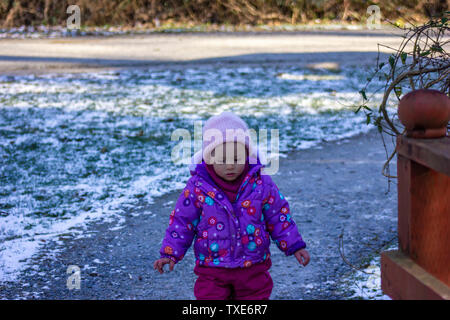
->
[397,154,411,254]
[396,135,450,176]
[396,154,450,285]
[409,164,450,285]
[381,250,450,300]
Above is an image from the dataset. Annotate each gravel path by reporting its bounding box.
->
[0,128,398,299]
[0,29,406,75]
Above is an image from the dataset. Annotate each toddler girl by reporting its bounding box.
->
[154,111,310,300]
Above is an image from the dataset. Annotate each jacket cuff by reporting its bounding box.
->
[160,253,179,264]
[286,239,307,256]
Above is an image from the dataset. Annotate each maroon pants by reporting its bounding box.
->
[193,258,273,300]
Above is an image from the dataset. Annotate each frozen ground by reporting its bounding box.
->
[0,23,402,39]
[0,127,399,299]
[344,244,397,300]
[0,62,400,284]
[0,31,404,299]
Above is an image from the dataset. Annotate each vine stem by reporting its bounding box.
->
[378,63,450,135]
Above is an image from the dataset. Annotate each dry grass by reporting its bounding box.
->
[0,0,447,28]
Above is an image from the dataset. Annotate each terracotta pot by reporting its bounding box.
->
[398,89,450,138]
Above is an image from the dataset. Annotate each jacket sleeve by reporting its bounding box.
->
[159,179,202,264]
[263,179,307,256]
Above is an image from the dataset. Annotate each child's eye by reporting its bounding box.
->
[214,157,243,164]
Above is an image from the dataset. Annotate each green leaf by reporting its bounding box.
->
[389,55,395,68]
[394,86,402,97]
[378,62,385,69]
[359,89,367,100]
[377,124,383,133]
[363,105,372,111]
[431,44,443,53]
[400,52,407,64]
[375,116,383,133]
[420,50,431,57]
[366,113,372,125]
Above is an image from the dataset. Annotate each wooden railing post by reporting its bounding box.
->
[380,134,450,300]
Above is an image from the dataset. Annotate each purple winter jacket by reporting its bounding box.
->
[159,155,307,268]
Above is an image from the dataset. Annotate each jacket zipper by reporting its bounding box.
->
[196,180,239,262]
[195,170,259,264]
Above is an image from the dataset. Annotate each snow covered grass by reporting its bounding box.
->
[341,243,398,300]
[0,64,395,283]
[0,23,397,39]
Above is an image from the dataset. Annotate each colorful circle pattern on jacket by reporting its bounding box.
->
[241,223,264,251]
[197,242,228,266]
[162,175,305,268]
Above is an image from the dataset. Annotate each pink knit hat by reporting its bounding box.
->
[190,111,261,171]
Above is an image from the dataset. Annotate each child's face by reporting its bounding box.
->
[210,142,247,181]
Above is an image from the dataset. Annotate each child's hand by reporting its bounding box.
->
[153,258,175,274]
[294,248,310,267]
